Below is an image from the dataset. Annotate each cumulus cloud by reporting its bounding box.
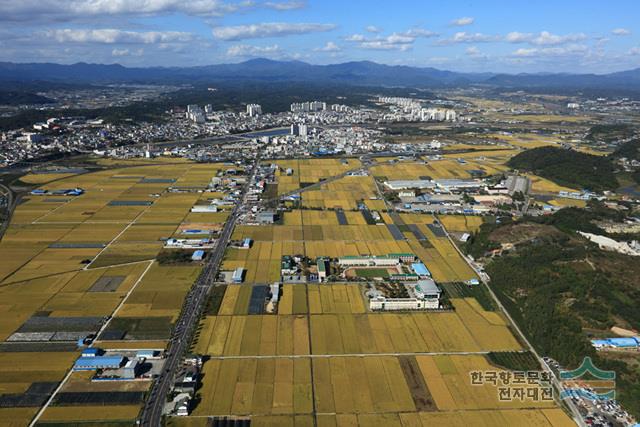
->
[612,28,631,36]
[0,0,255,22]
[512,44,588,57]
[226,43,282,57]
[314,41,341,52]
[263,1,305,11]
[212,22,335,40]
[46,29,194,44]
[451,17,474,26]
[112,47,144,57]
[505,31,586,46]
[629,47,640,55]
[436,32,498,45]
[365,25,382,33]
[345,27,437,51]
[404,28,438,38]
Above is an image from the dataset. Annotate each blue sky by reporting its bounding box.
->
[0,0,638,73]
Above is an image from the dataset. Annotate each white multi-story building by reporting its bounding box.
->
[246,104,262,116]
[338,255,399,267]
[420,108,456,122]
[370,279,441,311]
[291,101,326,113]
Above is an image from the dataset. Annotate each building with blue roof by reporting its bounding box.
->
[591,337,640,349]
[191,250,205,261]
[81,348,102,357]
[73,355,124,371]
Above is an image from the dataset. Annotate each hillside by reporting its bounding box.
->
[0,91,54,105]
[507,146,617,192]
[464,206,640,417]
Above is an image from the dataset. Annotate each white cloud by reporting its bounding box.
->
[512,44,588,57]
[212,22,335,40]
[451,17,474,26]
[0,0,255,21]
[629,47,640,55]
[263,1,305,11]
[531,31,586,46]
[45,29,194,44]
[314,41,341,52]
[504,32,531,43]
[437,32,498,45]
[504,31,587,46]
[465,46,480,56]
[344,34,365,42]
[112,47,143,57]
[365,25,382,33]
[404,28,438,38]
[612,28,631,36]
[345,27,437,51]
[226,43,282,57]
[505,31,586,46]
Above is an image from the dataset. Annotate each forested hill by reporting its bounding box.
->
[612,139,640,160]
[464,204,640,417]
[507,146,617,192]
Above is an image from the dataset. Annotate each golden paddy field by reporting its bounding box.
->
[0,161,231,425]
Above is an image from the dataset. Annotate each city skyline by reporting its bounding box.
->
[0,0,639,73]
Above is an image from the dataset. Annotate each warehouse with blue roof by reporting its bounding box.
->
[73,355,124,371]
[591,337,640,349]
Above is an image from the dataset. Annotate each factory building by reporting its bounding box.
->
[257,211,276,224]
[232,267,244,283]
[191,250,205,261]
[592,337,640,350]
[73,355,125,371]
[122,359,141,379]
[384,180,435,190]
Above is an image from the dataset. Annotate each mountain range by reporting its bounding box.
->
[0,58,639,90]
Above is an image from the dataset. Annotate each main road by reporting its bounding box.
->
[140,155,260,426]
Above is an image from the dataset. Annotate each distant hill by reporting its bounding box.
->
[0,91,54,105]
[0,59,639,90]
[612,139,640,161]
[508,146,618,192]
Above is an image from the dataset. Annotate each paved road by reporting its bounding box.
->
[140,157,259,426]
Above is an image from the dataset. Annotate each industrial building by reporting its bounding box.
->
[257,211,276,224]
[384,180,435,190]
[73,355,124,371]
[232,267,244,283]
[191,250,205,261]
[592,337,640,350]
[434,179,484,192]
[122,359,141,379]
[242,238,252,249]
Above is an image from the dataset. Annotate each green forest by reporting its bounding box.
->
[465,206,640,416]
[507,146,617,191]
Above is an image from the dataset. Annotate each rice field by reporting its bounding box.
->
[0,162,230,425]
[272,158,362,195]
